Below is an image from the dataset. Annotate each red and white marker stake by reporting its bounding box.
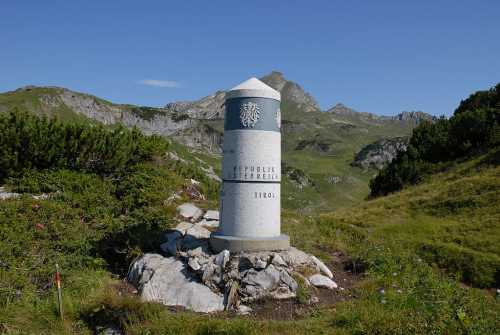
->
[55,263,63,320]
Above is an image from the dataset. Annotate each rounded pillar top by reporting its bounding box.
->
[226,78,281,102]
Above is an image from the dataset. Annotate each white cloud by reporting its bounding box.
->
[136,79,182,88]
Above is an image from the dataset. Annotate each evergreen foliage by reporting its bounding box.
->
[369,83,500,197]
[0,109,169,182]
[0,109,220,304]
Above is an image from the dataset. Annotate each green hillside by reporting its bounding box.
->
[1,85,500,333]
[1,127,499,334]
[0,77,430,212]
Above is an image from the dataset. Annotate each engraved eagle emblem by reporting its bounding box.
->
[239,102,260,127]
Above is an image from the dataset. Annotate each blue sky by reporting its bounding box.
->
[1,0,499,118]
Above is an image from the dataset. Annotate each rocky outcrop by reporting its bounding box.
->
[163,71,322,119]
[326,103,437,125]
[398,111,438,124]
[352,138,409,170]
[261,71,321,113]
[327,103,358,115]
[165,91,227,119]
[129,253,225,313]
[128,203,341,313]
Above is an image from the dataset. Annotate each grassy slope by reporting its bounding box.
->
[3,148,499,334]
[325,147,500,287]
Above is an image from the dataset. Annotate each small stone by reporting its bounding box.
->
[201,263,216,283]
[188,257,201,271]
[173,222,194,235]
[200,220,219,228]
[279,269,298,292]
[310,255,333,279]
[241,265,280,296]
[254,259,267,269]
[215,250,230,268]
[308,296,319,305]
[272,253,287,267]
[104,323,124,335]
[309,274,338,289]
[176,203,203,221]
[238,304,252,315]
[196,219,208,226]
[184,225,212,240]
[226,281,239,311]
[204,210,220,221]
[269,286,296,300]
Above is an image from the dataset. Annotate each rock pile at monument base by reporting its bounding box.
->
[128,204,339,313]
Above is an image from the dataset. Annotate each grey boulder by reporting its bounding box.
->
[129,253,224,313]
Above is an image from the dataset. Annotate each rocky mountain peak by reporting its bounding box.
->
[260,72,320,113]
[259,71,287,93]
[398,111,438,123]
[326,103,359,115]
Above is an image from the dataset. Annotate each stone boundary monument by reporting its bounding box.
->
[210,78,290,253]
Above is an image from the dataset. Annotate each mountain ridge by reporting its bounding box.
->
[0,72,438,211]
[164,71,437,125]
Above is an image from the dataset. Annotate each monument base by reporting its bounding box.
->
[210,233,290,253]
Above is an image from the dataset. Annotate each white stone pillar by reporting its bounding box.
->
[210,78,290,253]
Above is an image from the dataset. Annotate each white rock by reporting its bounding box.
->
[0,187,20,199]
[254,259,267,269]
[203,210,220,221]
[309,274,338,289]
[279,269,298,292]
[201,263,216,283]
[184,225,212,240]
[238,305,252,315]
[173,222,194,235]
[176,203,203,221]
[308,296,319,304]
[104,323,124,335]
[281,247,315,269]
[310,255,333,279]
[161,231,184,255]
[269,286,296,300]
[215,250,230,268]
[188,257,201,271]
[272,253,287,266]
[130,254,224,313]
[241,265,280,296]
[160,239,181,256]
[198,219,219,228]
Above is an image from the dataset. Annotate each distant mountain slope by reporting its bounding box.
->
[0,73,438,211]
[165,91,227,119]
[164,71,321,119]
[326,103,438,125]
[0,85,222,156]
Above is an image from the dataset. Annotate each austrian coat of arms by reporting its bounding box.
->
[239,102,260,127]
